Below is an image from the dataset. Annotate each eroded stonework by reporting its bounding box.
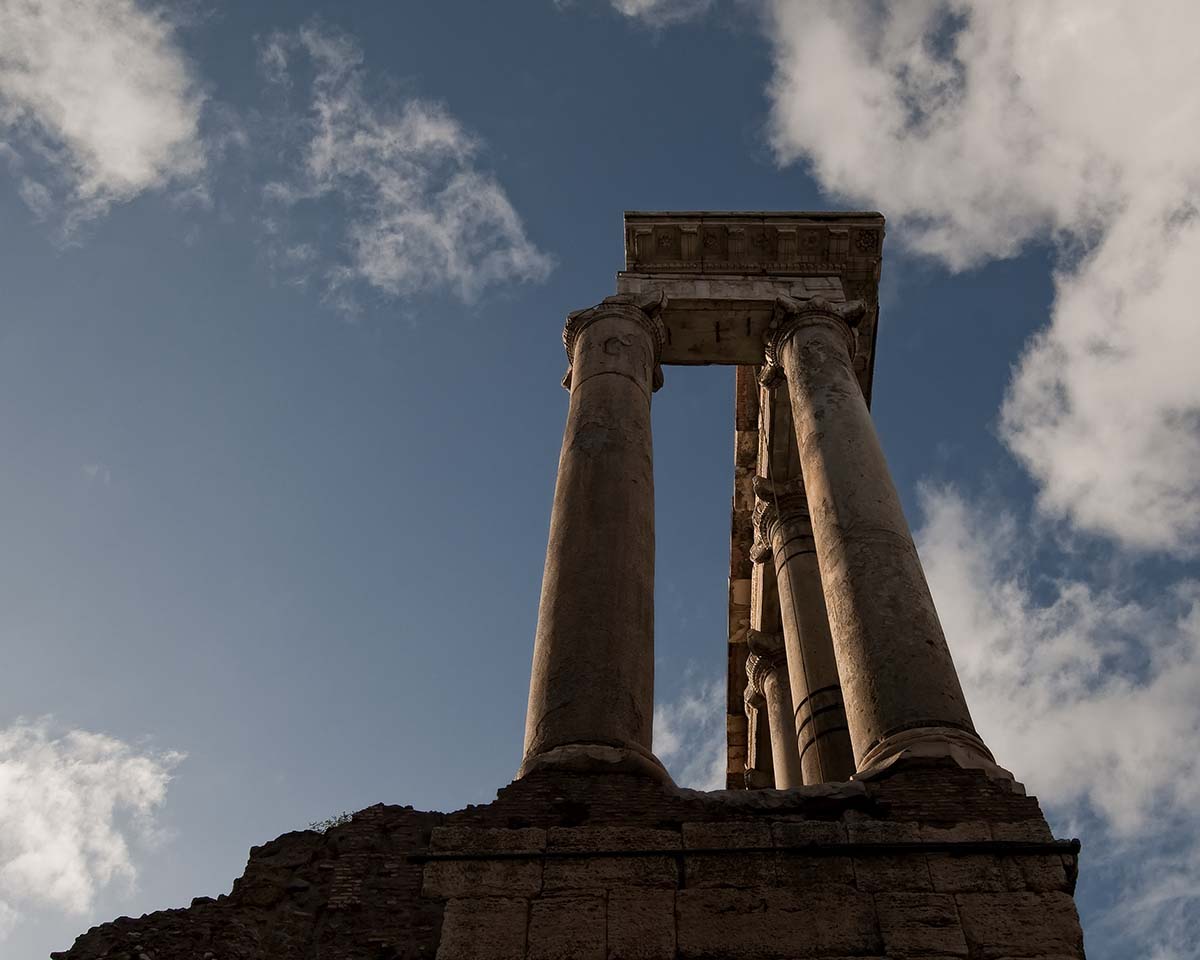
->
[54,765,1083,960]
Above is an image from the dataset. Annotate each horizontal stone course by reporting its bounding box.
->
[676,886,880,959]
[432,826,547,854]
[956,891,1086,959]
[543,853,677,892]
[876,891,968,957]
[548,826,681,852]
[529,895,606,960]
[437,897,528,960]
[52,767,1085,960]
[608,888,676,960]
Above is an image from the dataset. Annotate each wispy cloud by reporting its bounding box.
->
[917,486,1200,959]
[765,0,1200,555]
[653,673,725,790]
[605,0,714,25]
[0,0,207,234]
[257,22,552,312]
[0,718,182,939]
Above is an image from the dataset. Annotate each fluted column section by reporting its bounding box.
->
[764,296,1010,781]
[520,292,670,781]
[752,476,856,784]
[746,630,803,788]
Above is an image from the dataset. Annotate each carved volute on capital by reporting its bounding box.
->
[760,295,866,386]
[746,629,788,699]
[750,475,810,562]
[561,289,669,391]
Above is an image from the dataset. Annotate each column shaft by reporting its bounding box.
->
[520,294,669,781]
[755,478,856,784]
[768,297,1007,779]
[747,631,803,789]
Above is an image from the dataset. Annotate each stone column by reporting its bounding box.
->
[752,476,856,784]
[746,630,803,788]
[743,682,774,789]
[764,296,1010,781]
[519,292,671,782]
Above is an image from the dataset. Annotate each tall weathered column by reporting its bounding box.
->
[765,295,1009,780]
[746,630,803,788]
[519,292,670,782]
[752,476,856,784]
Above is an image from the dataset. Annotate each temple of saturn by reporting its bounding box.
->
[522,210,1011,792]
[57,211,1088,960]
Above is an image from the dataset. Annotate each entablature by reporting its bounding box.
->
[617,211,884,404]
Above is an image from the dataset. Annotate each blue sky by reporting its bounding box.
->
[1,2,1198,957]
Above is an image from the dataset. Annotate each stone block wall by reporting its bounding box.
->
[54,764,1085,960]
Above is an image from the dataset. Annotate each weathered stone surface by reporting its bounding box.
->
[876,892,969,957]
[991,820,1055,843]
[422,858,543,899]
[682,821,775,886]
[676,886,880,959]
[957,892,1086,958]
[528,895,605,960]
[431,826,547,853]
[854,854,934,893]
[776,851,854,887]
[767,294,1008,782]
[437,897,527,960]
[520,293,669,781]
[921,822,992,842]
[607,888,675,960]
[549,826,680,852]
[928,854,1009,893]
[543,854,677,892]
[771,820,847,846]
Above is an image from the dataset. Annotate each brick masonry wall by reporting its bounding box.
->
[53,764,1085,959]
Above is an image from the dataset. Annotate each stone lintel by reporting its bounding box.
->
[620,210,884,403]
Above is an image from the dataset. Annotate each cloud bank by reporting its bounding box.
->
[0,719,181,939]
[917,487,1200,959]
[0,0,206,232]
[766,0,1200,555]
[258,24,552,310]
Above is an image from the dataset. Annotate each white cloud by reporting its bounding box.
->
[606,0,714,25]
[0,718,182,938]
[258,23,551,309]
[0,0,206,231]
[918,486,1200,958]
[765,0,1200,555]
[653,674,725,790]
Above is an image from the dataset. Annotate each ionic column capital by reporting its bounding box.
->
[760,295,865,386]
[561,290,668,391]
[750,475,810,562]
[746,629,788,698]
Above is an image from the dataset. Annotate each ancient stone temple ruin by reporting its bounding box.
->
[57,212,1087,960]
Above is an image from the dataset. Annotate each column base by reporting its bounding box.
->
[517,742,674,783]
[853,725,1021,791]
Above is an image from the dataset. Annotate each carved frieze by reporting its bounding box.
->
[623,211,884,278]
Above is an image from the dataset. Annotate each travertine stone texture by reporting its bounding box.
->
[765,295,1007,781]
[619,211,884,401]
[521,292,670,782]
[746,630,803,788]
[752,475,856,784]
[54,766,1085,960]
[726,365,760,788]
